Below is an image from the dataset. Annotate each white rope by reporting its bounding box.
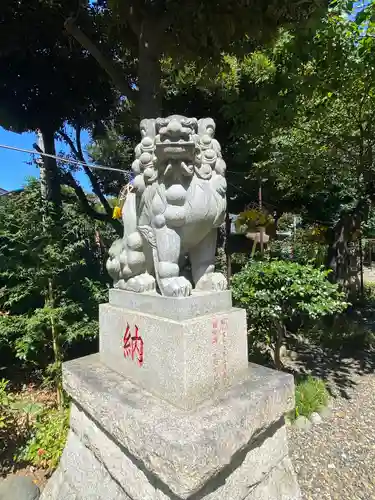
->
[0,143,126,174]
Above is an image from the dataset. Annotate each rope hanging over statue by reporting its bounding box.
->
[112,181,134,220]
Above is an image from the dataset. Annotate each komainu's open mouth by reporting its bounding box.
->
[155,140,195,159]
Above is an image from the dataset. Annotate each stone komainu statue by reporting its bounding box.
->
[106,115,227,297]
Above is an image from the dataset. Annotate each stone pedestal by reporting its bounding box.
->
[41,290,300,500]
[100,290,248,409]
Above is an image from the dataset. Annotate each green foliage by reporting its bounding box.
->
[107,0,327,67]
[300,313,375,350]
[233,260,347,324]
[0,376,67,471]
[0,379,15,435]
[276,213,298,233]
[362,207,375,238]
[0,0,116,133]
[0,379,45,460]
[270,227,328,267]
[292,376,329,419]
[16,407,69,470]
[87,109,136,196]
[0,180,113,379]
[232,260,348,366]
[246,3,375,282]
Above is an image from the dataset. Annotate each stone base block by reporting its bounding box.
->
[108,289,232,321]
[41,355,300,500]
[99,299,248,409]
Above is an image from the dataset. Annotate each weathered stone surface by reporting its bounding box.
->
[40,469,78,500]
[62,354,295,499]
[0,476,40,500]
[99,303,248,409]
[106,116,228,297]
[42,401,297,500]
[67,403,293,500]
[69,403,168,500]
[108,289,232,321]
[41,430,130,500]
[245,457,300,500]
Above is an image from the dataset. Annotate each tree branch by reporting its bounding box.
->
[58,128,116,225]
[125,3,142,36]
[62,170,122,236]
[58,130,79,158]
[64,17,137,102]
[75,122,85,160]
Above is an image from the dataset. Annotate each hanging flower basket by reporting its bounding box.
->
[235,208,274,234]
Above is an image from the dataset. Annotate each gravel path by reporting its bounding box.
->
[288,373,375,500]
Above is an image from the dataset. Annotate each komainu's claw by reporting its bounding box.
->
[195,272,227,292]
[125,273,156,293]
[161,277,192,297]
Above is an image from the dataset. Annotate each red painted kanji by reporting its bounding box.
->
[123,324,132,357]
[123,323,144,366]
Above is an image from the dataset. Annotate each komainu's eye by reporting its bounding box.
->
[181,118,198,131]
[156,118,169,132]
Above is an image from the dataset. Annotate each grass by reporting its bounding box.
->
[289,376,329,421]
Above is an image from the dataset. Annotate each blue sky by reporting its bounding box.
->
[0,127,92,192]
[353,0,371,14]
[0,128,38,191]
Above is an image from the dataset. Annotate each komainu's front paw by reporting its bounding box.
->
[195,272,227,292]
[125,273,156,293]
[161,276,192,297]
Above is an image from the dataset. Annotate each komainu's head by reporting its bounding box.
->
[131,116,226,191]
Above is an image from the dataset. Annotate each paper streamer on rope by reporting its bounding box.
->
[112,183,134,219]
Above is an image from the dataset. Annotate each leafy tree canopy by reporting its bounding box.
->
[66,0,329,117]
[0,0,116,133]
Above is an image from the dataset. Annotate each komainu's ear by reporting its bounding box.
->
[198,118,216,137]
[140,118,156,139]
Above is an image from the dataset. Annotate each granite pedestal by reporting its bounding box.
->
[100,290,248,409]
[41,290,300,500]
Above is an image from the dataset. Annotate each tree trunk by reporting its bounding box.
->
[37,130,49,205]
[48,278,64,410]
[326,202,370,286]
[38,129,62,215]
[138,21,162,119]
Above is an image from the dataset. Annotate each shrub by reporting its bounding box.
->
[16,407,69,470]
[0,379,44,463]
[0,379,16,453]
[300,314,375,350]
[0,180,113,403]
[232,260,348,368]
[292,376,329,419]
[270,229,328,267]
